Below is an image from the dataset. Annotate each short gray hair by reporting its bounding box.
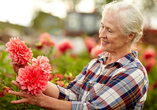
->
[102,1,144,47]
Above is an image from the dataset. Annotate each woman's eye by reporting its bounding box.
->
[108,29,112,33]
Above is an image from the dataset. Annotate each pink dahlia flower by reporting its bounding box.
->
[90,45,103,58]
[143,48,156,60]
[57,39,73,54]
[145,57,156,72]
[54,74,63,81]
[32,56,52,74]
[39,33,55,47]
[17,66,49,95]
[84,37,97,53]
[5,37,33,65]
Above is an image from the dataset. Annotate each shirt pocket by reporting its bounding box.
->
[85,81,105,101]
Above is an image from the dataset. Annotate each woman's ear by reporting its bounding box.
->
[126,32,136,43]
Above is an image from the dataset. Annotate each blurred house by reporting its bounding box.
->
[64,11,101,36]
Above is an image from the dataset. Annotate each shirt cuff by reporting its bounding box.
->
[57,85,67,100]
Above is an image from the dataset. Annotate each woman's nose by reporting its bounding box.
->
[99,29,106,38]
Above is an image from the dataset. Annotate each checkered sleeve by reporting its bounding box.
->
[71,68,147,110]
[58,65,88,101]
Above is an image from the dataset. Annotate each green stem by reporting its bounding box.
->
[48,47,54,65]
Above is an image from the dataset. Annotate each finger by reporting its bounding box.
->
[11,80,20,88]
[10,62,13,66]
[8,90,25,97]
[12,64,19,73]
[11,98,28,104]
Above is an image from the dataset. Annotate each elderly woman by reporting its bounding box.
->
[9,1,148,110]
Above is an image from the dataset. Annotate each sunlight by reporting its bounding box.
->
[76,0,95,13]
[0,0,33,26]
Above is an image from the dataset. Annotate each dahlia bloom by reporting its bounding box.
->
[90,45,103,58]
[5,37,33,65]
[57,39,73,54]
[17,66,49,95]
[145,57,156,72]
[84,37,97,53]
[142,47,156,72]
[54,74,63,81]
[32,56,52,79]
[143,48,156,60]
[39,33,55,47]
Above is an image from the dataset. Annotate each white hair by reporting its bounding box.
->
[102,1,144,46]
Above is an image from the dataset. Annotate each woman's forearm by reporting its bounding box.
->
[43,81,60,99]
[41,95,72,110]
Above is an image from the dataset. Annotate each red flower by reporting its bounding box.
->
[145,57,156,72]
[57,39,73,54]
[54,74,63,81]
[5,37,33,65]
[35,42,43,50]
[32,56,52,80]
[84,37,97,53]
[17,66,49,95]
[32,56,52,74]
[143,48,156,60]
[39,33,55,47]
[90,45,103,58]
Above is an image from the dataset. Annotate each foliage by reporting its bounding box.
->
[0,43,17,109]
[1,39,157,109]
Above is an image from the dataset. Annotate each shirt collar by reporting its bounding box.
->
[97,51,138,67]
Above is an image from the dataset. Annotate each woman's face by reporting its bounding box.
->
[99,12,130,54]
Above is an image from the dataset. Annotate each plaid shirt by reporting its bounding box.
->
[58,51,149,110]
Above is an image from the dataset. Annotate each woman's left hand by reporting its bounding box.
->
[11,62,29,73]
[8,80,45,107]
[8,81,72,110]
[8,90,44,106]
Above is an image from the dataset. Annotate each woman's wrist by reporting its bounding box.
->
[39,95,72,110]
[38,94,49,108]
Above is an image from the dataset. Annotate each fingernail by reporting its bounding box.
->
[8,90,11,94]
[11,80,16,83]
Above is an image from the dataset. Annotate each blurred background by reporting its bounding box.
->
[0,0,157,109]
[0,0,156,45]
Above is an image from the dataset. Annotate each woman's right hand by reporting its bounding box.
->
[11,62,28,73]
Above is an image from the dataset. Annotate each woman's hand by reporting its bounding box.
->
[8,90,45,107]
[8,81,72,110]
[11,63,28,73]
[8,80,45,107]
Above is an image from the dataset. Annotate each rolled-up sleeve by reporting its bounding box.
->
[58,66,88,101]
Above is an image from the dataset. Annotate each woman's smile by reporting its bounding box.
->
[101,40,109,45]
